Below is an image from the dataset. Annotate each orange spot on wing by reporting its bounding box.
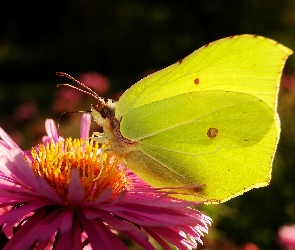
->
[207,128,218,139]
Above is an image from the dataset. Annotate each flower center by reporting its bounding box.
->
[29,138,131,204]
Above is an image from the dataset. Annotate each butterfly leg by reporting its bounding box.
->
[90,133,113,181]
[92,147,114,181]
[91,132,108,144]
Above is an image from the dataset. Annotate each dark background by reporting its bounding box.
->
[0,1,295,249]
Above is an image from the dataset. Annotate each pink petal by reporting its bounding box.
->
[0,186,38,203]
[78,211,128,250]
[0,200,52,227]
[86,188,112,206]
[39,210,65,241]
[5,149,39,189]
[54,226,72,250]
[0,154,14,179]
[80,113,91,139]
[72,218,83,250]
[278,224,295,247]
[4,149,61,205]
[54,218,83,250]
[45,119,59,142]
[0,128,21,149]
[68,168,84,205]
[34,176,62,204]
[148,227,193,250]
[95,210,155,249]
[3,209,48,250]
[59,209,73,233]
[144,229,172,250]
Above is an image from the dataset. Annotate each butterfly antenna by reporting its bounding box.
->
[56,72,105,104]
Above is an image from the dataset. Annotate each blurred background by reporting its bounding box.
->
[1,0,295,249]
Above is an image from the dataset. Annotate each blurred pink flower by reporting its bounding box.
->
[281,74,295,90]
[278,224,295,249]
[52,87,84,113]
[240,242,260,250]
[77,72,110,95]
[13,101,38,122]
[0,114,211,249]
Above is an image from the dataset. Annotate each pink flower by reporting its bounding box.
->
[278,224,295,249]
[52,88,84,113]
[0,114,211,249]
[13,101,38,122]
[281,74,295,90]
[77,72,110,95]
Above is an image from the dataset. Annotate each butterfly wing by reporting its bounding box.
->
[116,35,291,118]
[120,90,276,202]
[115,35,292,202]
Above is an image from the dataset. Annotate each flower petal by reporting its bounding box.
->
[80,113,91,139]
[3,149,38,190]
[78,210,128,250]
[95,209,155,250]
[54,216,83,250]
[42,119,64,144]
[0,128,21,150]
[3,209,48,250]
[0,200,52,228]
[45,119,59,142]
[34,175,63,204]
[68,168,85,205]
[59,209,73,234]
[39,209,65,241]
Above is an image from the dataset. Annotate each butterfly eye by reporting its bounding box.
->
[100,106,110,119]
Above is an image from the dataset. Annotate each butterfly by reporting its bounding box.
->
[58,35,292,203]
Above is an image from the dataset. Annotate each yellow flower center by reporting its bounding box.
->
[29,138,131,204]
